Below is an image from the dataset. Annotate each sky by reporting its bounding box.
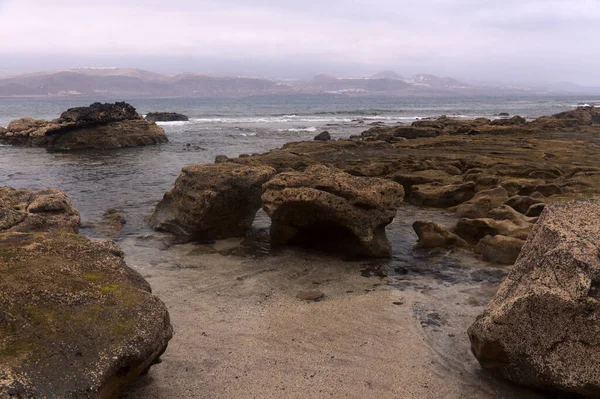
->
[0,0,599,85]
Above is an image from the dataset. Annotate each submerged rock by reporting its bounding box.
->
[412,220,467,249]
[261,164,404,258]
[145,112,189,122]
[0,187,80,234]
[469,199,600,395]
[150,163,276,241]
[0,232,172,398]
[0,102,168,150]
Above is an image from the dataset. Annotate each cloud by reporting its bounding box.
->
[0,0,598,84]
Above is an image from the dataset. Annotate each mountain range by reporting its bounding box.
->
[0,68,598,98]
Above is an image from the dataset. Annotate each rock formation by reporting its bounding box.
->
[0,102,168,150]
[150,163,276,241]
[469,199,600,395]
[261,165,404,258]
[0,187,80,234]
[145,112,189,122]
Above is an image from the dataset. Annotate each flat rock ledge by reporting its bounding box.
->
[0,102,168,150]
[261,164,404,258]
[468,199,600,396]
[0,233,173,398]
[150,163,277,241]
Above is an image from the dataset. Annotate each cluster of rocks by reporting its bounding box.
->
[0,102,168,150]
[357,106,600,142]
[0,187,172,397]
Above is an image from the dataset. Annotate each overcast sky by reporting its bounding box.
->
[0,0,598,85]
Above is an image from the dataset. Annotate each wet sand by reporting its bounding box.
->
[117,207,540,399]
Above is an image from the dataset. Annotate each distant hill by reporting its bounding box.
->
[371,71,404,80]
[0,67,584,98]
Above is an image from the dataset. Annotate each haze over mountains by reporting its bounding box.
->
[0,68,598,98]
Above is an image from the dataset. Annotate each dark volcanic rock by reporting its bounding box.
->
[0,102,168,150]
[0,187,80,234]
[58,102,140,125]
[469,199,600,396]
[261,164,404,258]
[145,112,189,122]
[0,232,172,398]
[313,131,331,141]
[150,163,276,241]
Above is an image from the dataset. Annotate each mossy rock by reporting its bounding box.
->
[0,232,172,398]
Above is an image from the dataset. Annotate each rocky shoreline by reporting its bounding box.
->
[3,104,600,396]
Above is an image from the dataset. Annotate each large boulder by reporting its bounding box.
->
[412,220,467,249]
[468,199,600,395]
[0,232,172,398]
[261,164,404,258]
[0,102,168,150]
[505,195,544,214]
[150,163,276,241]
[0,187,80,234]
[408,181,476,208]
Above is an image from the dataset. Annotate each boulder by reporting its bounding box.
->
[505,195,545,214]
[261,165,404,258]
[468,199,600,395]
[452,187,508,218]
[408,182,476,208]
[145,112,189,122]
[0,232,172,398]
[476,235,525,264]
[551,106,600,126]
[150,163,276,241]
[487,205,537,225]
[412,221,467,249]
[0,102,168,150]
[313,131,331,141]
[0,187,80,234]
[454,217,532,243]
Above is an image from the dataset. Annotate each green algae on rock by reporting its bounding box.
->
[0,232,172,398]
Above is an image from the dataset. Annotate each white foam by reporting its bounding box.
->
[155,121,190,126]
[277,126,317,132]
[239,133,257,137]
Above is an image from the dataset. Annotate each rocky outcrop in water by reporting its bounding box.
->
[313,131,331,141]
[469,200,600,396]
[150,163,276,241]
[0,102,168,150]
[0,187,80,234]
[145,112,189,122]
[261,164,404,258]
[0,232,173,398]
